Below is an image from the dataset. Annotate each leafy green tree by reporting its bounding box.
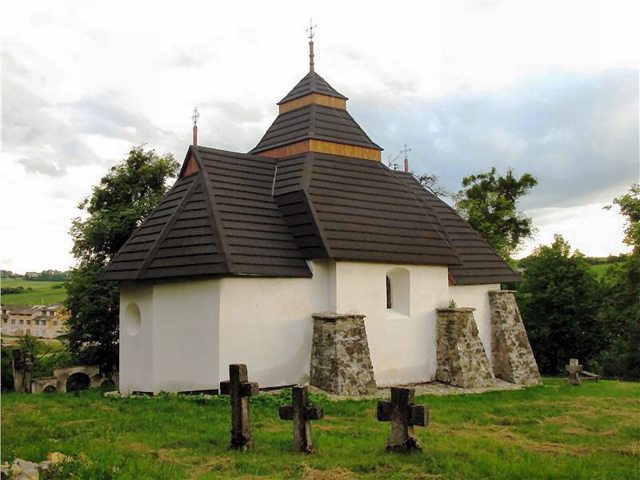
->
[414,173,450,198]
[595,184,640,378]
[65,146,179,372]
[455,167,537,258]
[517,235,605,374]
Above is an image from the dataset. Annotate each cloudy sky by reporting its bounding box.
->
[1,0,638,273]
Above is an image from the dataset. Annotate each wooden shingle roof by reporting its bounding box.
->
[250,104,381,154]
[278,71,348,104]
[273,152,461,266]
[102,147,312,281]
[108,147,525,282]
[393,171,520,285]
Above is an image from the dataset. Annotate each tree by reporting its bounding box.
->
[610,183,640,253]
[414,173,449,198]
[595,184,640,378]
[455,167,537,259]
[65,146,179,372]
[517,235,605,374]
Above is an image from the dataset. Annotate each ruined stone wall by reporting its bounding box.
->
[488,291,542,385]
[310,313,377,396]
[436,308,495,388]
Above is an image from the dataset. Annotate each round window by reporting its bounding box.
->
[125,303,141,336]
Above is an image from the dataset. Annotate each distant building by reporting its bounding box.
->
[1,303,68,338]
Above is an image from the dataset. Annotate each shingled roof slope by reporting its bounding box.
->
[102,173,226,281]
[250,104,381,154]
[393,171,520,285]
[273,152,462,266]
[197,147,311,277]
[278,71,348,104]
[102,147,312,281]
[104,147,518,284]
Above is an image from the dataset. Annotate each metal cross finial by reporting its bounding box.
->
[400,144,412,160]
[306,18,317,40]
[307,19,317,72]
[192,106,200,126]
[400,144,412,172]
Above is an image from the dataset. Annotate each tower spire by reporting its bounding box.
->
[306,19,317,72]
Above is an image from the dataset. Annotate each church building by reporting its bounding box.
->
[103,35,539,395]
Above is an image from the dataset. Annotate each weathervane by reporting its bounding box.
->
[307,18,317,72]
[192,106,200,145]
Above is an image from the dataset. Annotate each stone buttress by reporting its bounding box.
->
[436,307,495,388]
[310,313,377,396]
[488,290,542,385]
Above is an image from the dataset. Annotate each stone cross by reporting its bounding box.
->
[377,387,429,452]
[278,385,324,453]
[566,358,583,385]
[220,364,259,450]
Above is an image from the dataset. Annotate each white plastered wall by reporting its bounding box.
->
[333,262,450,386]
[120,279,220,394]
[449,284,500,360]
[217,260,331,388]
[119,282,154,394]
[152,279,220,393]
[119,261,501,392]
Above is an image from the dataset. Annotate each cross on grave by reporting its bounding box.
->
[566,358,584,385]
[278,385,324,453]
[377,387,429,453]
[220,364,259,450]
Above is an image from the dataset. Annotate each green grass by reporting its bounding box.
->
[2,378,639,479]
[590,262,621,279]
[0,278,67,305]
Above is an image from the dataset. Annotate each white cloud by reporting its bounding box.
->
[519,202,632,258]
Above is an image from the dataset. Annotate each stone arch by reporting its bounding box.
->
[43,385,57,393]
[66,372,91,392]
[386,268,410,316]
[53,365,101,393]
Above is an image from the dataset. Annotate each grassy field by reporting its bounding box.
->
[0,278,67,305]
[590,262,621,279]
[2,378,638,479]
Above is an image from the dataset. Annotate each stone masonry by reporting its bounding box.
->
[436,307,496,388]
[310,312,377,396]
[488,290,542,386]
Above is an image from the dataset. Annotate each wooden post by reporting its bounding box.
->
[377,387,429,452]
[566,358,583,386]
[220,364,259,450]
[278,385,324,453]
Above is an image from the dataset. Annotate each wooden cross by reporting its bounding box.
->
[220,364,259,450]
[377,387,429,452]
[279,385,324,453]
[566,358,583,386]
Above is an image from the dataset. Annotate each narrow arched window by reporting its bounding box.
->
[386,268,410,316]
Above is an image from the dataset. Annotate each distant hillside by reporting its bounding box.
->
[0,279,67,305]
